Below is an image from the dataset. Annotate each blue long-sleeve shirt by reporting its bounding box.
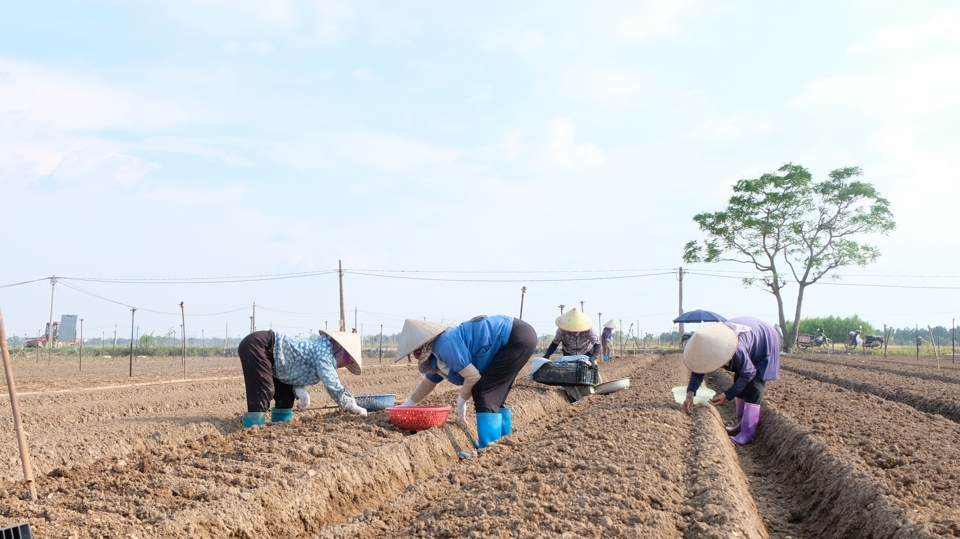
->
[686,316,781,400]
[273,333,356,409]
[424,315,513,385]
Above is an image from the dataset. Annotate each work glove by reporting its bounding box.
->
[294,388,311,410]
[456,395,468,421]
[347,404,368,417]
[398,397,416,407]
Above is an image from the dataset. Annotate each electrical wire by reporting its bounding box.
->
[0,277,50,289]
[345,271,676,282]
[59,281,250,316]
[57,270,338,284]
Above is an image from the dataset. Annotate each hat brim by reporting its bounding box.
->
[394,319,450,361]
[682,324,737,374]
[319,330,362,375]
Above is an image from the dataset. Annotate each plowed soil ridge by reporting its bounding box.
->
[788,354,960,384]
[783,364,960,424]
[739,369,960,538]
[319,356,768,539]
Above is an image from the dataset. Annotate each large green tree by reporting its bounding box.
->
[683,163,895,350]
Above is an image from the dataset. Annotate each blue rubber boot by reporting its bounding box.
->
[271,408,293,423]
[474,412,502,449]
[243,412,266,428]
[498,407,513,436]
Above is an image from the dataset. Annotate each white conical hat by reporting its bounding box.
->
[320,330,362,375]
[395,319,450,361]
[603,319,618,329]
[555,308,593,332]
[682,323,737,374]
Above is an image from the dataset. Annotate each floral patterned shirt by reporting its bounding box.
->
[273,333,356,410]
[552,328,600,356]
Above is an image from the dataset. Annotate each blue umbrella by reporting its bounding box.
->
[673,309,726,324]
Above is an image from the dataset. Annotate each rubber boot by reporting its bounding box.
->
[474,412,502,449]
[271,407,293,423]
[243,412,266,428]
[499,407,513,436]
[731,403,761,445]
[726,398,745,435]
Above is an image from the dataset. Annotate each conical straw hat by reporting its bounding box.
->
[320,330,363,375]
[555,308,593,332]
[395,319,450,361]
[603,319,618,329]
[682,323,737,374]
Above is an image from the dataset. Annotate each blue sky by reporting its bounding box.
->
[2,1,959,341]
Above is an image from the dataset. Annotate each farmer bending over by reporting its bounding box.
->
[238,329,366,427]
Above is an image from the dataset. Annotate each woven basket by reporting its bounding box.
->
[385,406,451,433]
[354,394,395,411]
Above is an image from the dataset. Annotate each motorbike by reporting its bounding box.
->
[680,332,694,349]
[845,327,884,350]
[797,328,832,351]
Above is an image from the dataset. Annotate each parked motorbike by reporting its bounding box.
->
[845,327,884,350]
[797,328,832,351]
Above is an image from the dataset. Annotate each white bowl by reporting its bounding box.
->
[595,378,630,395]
[671,386,716,405]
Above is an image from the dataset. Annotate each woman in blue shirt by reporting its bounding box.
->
[238,329,366,427]
[395,315,537,448]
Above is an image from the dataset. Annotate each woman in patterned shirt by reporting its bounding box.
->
[542,308,601,364]
[238,329,366,427]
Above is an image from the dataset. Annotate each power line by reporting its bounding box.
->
[345,271,676,283]
[59,270,338,284]
[59,281,250,316]
[0,277,50,289]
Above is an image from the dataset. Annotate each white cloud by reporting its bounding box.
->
[221,40,276,57]
[690,113,772,142]
[540,117,604,170]
[613,0,703,41]
[794,55,960,117]
[563,67,645,110]
[260,131,461,174]
[477,25,546,57]
[849,8,960,52]
[0,58,202,131]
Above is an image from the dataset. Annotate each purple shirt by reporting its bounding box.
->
[686,316,781,400]
[601,327,613,340]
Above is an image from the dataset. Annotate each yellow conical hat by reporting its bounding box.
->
[395,319,450,361]
[319,330,362,375]
[555,308,593,332]
[682,323,737,374]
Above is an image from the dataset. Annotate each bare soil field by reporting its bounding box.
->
[2,351,960,537]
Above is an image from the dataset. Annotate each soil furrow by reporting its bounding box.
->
[782,364,960,424]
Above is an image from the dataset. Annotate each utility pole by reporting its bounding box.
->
[180,302,186,379]
[676,267,686,339]
[225,323,228,351]
[129,308,137,377]
[379,324,384,362]
[354,307,358,333]
[580,300,584,313]
[46,276,57,364]
[79,319,84,371]
[0,307,37,501]
[114,325,117,348]
[202,329,206,359]
[339,260,346,332]
[558,304,565,315]
[519,287,527,319]
[252,302,256,333]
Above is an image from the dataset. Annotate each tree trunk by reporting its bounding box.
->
[789,284,807,352]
